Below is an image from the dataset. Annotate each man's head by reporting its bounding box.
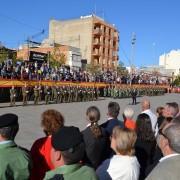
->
[157,122,180,156]
[141,98,150,111]
[163,102,179,118]
[0,114,19,141]
[51,126,84,168]
[107,102,120,119]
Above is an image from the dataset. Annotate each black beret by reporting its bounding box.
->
[0,113,18,128]
[52,126,83,151]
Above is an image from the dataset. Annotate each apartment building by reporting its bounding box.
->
[48,14,119,70]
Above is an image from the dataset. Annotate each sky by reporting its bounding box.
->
[0,0,180,67]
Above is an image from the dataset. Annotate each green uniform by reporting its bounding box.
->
[44,87,51,104]
[52,87,58,103]
[22,86,29,105]
[10,88,16,106]
[44,164,98,180]
[0,141,31,180]
[34,87,39,105]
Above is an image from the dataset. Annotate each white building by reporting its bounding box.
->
[159,50,180,75]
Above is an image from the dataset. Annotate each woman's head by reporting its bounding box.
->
[123,107,134,119]
[111,127,137,156]
[86,106,102,138]
[136,113,155,141]
[41,109,64,135]
[86,106,100,123]
[156,107,164,117]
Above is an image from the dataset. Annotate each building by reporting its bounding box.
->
[159,50,180,75]
[48,14,119,70]
[17,44,81,70]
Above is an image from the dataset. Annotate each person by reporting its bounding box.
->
[30,109,64,180]
[101,102,123,137]
[22,83,29,105]
[163,102,179,119]
[82,106,109,169]
[123,107,136,130]
[44,126,98,180]
[141,98,158,134]
[44,86,51,104]
[131,88,137,105]
[146,122,180,180]
[156,107,165,128]
[10,85,16,106]
[0,113,32,179]
[34,85,39,105]
[96,127,140,180]
[135,113,156,180]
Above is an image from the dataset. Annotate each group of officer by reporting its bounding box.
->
[10,84,100,106]
[103,86,166,99]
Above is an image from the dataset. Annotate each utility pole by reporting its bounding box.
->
[130,32,136,85]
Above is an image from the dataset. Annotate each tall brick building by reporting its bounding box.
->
[48,14,119,70]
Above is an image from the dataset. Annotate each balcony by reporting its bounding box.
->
[93,28,102,35]
[92,49,100,56]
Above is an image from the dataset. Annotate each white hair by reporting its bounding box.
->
[123,107,134,119]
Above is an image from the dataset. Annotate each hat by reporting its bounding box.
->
[0,113,18,128]
[52,126,83,151]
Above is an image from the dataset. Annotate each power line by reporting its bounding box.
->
[0,12,41,31]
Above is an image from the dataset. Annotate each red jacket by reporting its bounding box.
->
[30,136,54,180]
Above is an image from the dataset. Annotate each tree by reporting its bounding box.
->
[173,75,180,86]
[86,63,101,75]
[49,47,66,67]
[116,61,128,76]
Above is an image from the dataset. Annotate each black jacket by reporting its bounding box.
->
[82,126,109,169]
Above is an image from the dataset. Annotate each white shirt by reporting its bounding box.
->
[142,109,158,134]
[107,155,140,180]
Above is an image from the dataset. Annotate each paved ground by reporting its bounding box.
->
[0,93,179,149]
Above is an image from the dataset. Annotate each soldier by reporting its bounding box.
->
[38,85,43,102]
[103,86,108,97]
[34,85,39,105]
[22,83,29,105]
[10,85,16,106]
[44,86,51,104]
[52,86,58,103]
[56,86,61,103]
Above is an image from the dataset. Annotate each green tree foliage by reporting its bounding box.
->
[86,63,101,75]
[117,61,128,76]
[49,47,66,67]
[173,75,180,86]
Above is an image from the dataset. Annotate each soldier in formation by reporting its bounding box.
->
[22,83,29,105]
[10,85,16,106]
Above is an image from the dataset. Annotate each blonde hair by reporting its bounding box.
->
[112,127,137,156]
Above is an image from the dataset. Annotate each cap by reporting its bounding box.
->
[52,126,83,151]
[0,113,18,128]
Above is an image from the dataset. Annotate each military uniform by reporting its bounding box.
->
[10,87,16,106]
[0,113,32,180]
[52,86,58,103]
[44,164,98,180]
[34,86,39,105]
[44,86,51,104]
[22,85,29,105]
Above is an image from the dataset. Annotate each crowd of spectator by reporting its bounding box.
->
[0,59,170,85]
[0,98,179,180]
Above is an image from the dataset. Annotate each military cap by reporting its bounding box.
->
[52,126,83,151]
[0,113,18,128]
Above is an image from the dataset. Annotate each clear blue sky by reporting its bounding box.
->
[0,0,180,67]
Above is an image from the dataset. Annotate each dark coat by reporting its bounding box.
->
[82,126,109,169]
[135,138,156,180]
